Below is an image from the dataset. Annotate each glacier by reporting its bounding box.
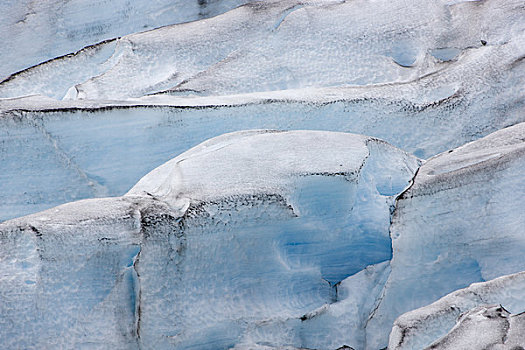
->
[2,124,522,349]
[1,85,522,222]
[1,0,524,348]
[0,130,419,349]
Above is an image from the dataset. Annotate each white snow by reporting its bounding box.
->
[128,130,372,204]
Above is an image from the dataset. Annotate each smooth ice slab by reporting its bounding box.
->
[366,122,525,349]
[0,130,419,349]
[231,261,392,350]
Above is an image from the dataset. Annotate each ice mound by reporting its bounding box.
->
[0,130,419,349]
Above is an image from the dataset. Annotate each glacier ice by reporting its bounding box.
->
[365,122,525,348]
[424,305,525,350]
[1,0,524,100]
[0,130,419,349]
[389,271,525,349]
[233,261,392,350]
[0,0,255,80]
[1,81,523,222]
[1,0,524,221]
[1,0,524,348]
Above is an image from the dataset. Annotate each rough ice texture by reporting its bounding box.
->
[1,0,523,100]
[1,0,523,221]
[0,0,521,105]
[0,83,522,222]
[389,272,525,350]
[365,122,525,349]
[426,306,525,350]
[0,0,524,347]
[0,130,419,349]
[0,0,255,79]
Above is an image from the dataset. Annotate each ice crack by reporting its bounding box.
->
[25,114,109,197]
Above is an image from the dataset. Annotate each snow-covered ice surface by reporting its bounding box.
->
[0,0,256,80]
[1,0,524,102]
[424,306,525,350]
[365,122,525,349]
[389,271,525,349]
[0,130,419,349]
[1,0,524,100]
